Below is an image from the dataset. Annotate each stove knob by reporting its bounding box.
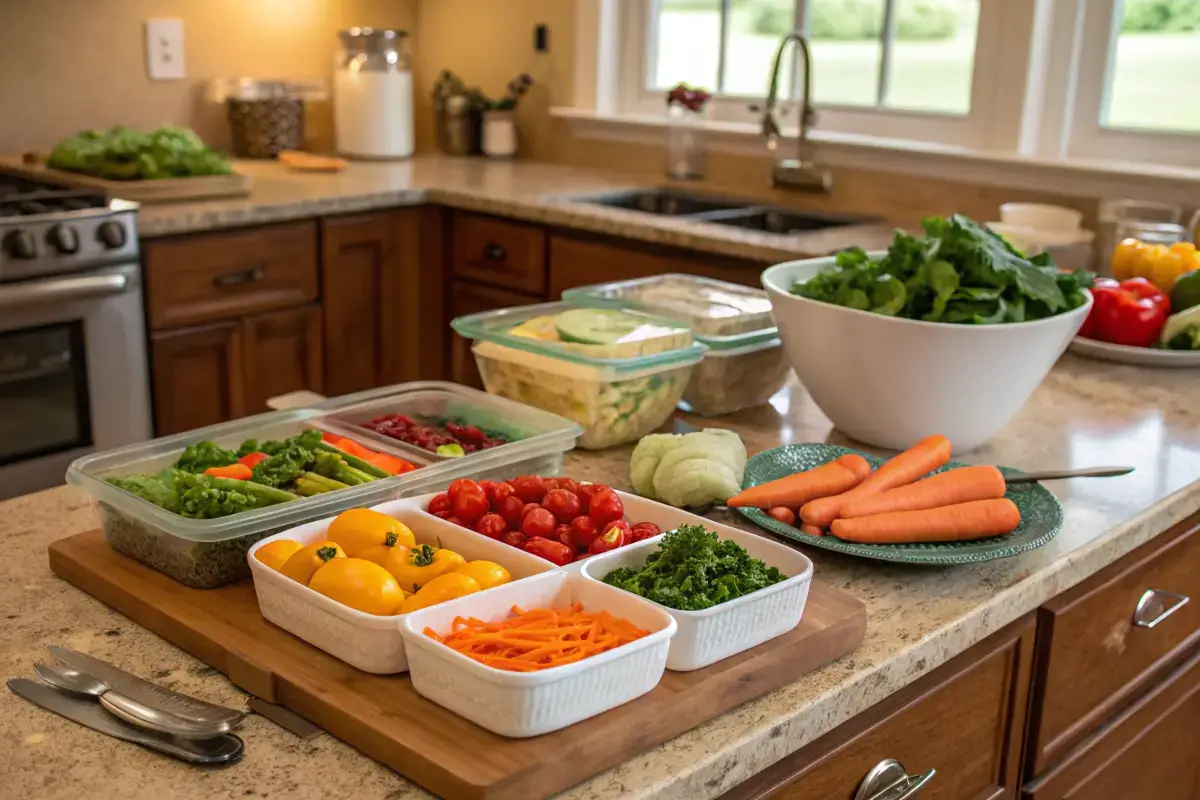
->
[96,220,127,249]
[3,230,37,259]
[47,224,80,255]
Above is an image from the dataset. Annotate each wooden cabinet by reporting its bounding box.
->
[320,208,446,396]
[450,212,547,294]
[448,281,540,389]
[242,304,323,415]
[726,616,1036,800]
[151,321,245,436]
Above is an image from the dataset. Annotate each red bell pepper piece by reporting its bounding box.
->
[1090,280,1167,348]
[237,451,269,469]
[1117,277,1170,315]
[204,463,253,480]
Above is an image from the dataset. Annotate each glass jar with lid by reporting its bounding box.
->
[333,28,414,159]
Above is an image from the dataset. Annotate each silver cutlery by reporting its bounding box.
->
[7,679,244,765]
[34,662,238,739]
[1004,465,1134,483]
[48,646,246,728]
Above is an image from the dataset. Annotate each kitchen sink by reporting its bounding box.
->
[575,188,747,216]
[705,208,862,234]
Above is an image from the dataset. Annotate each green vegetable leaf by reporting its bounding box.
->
[869,275,907,316]
[174,441,238,473]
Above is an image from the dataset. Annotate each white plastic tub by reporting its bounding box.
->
[246,496,552,674]
[399,570,676,737]
[582,520,813,671]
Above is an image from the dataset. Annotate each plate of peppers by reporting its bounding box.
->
[1070,274,1200,368]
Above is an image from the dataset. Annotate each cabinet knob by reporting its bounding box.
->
[1133,588,1189,629]
[482,243,505,260]
[854,759,935,800]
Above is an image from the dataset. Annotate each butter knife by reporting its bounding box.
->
[7,679,244,764]
[48,647,245,727]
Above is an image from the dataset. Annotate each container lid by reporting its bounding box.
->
[208,78,326,102]
[338,27,408,52]
[561,274,778,350]
[451,301,707,372]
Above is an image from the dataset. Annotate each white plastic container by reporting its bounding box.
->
[246,496,552,674]
[999,202,1083,232]
[334,28,414,159]
[582,519,813,670]
[399,570,676,737]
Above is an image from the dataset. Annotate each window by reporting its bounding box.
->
[1103,0,1200,134]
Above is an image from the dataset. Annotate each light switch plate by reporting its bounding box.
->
[145,18,185,80]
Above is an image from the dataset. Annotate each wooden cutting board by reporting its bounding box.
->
[1,157,252,203]
[48,530,867,800]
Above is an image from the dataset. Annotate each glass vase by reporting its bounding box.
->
[666,104,706,180]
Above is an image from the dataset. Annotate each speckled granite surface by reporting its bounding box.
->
[134,157,897,262]
[3,354,1199,799]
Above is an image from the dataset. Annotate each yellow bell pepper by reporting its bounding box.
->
[398,572,481,614]
[1111,237,1200,292]
[384,543,465,593]
[1110,238,1143,281]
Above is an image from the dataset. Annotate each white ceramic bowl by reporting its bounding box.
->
[581,520,813,671]
[999,203,1084,231]
[399,571,676,737]
[761,255,1092,452]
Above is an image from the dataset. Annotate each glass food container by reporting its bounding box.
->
[564,275,791,416]
[334,28,414,159]
[209,78,325,158]
[451,303,707,449]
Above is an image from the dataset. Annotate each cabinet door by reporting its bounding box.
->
[151,321,245,436]
[241,304,323,415]
[448,281,540,389]
[320,208,446,397]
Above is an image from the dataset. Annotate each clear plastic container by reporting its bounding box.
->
[563,275,791,416]
[451,303,707,449]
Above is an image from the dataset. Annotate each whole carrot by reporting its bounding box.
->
[830,498,1020,544]
[799,523,825,537]
[801,435,951,527]
[838,465,1006,520]
[836,453,872,482]
[727,460,860,509]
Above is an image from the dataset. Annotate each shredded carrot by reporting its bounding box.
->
[424,602,650,672]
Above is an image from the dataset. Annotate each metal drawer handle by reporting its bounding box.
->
[1133,588,1190,629]
[482,243,506,260]
[855,759,935,800]
[212,265,265,287]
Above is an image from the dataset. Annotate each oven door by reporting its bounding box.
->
[0,262,151,499]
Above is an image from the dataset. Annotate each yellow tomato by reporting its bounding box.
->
[325,508,416,557]
[452,560,512,590]
[308,557,405,616]
[382,543,465,594]
[1110,238,1144,280]
[254,539,303,572]
[398,572,481,614]
[279,541,346,585]
[358,541,410,568]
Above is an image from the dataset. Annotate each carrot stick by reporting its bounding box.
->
[838,465,1006,519]
[830,498,1020,544]
[801,435,952,527]
[799,523,825,537]
[727,460,861,509]
[836,453,872,482]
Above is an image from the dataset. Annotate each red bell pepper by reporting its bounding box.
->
[1088,278,1168,348]
[237,451,269,468]
[1117,277,1170,315]
[204,463,253,480]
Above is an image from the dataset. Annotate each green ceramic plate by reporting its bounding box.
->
[736,444,1063,565]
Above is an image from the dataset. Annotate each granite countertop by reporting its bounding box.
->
[135,156,898,263]
[4,355,1200,799]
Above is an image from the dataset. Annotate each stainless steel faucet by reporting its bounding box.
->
[760,31,832,193]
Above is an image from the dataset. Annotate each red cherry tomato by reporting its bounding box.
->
[452,485,490,523]
[475,513,508,540]
[426,493,451,516]
[497,495,528,529]
[568,515,597,550]
[501,530,529,549]
[477,480,497,506]
[523,536,574,566]
[557,477,581,494]
[555,524,576,550]
[578,483,611,507]
[767,507,797,526]
[542,488,582,524]
[445,516,469,528]
[432,509,452,520]
[588,489,624,528]
[629,521,662,543]
[588,520,629,554]
[510,475,547,504]
[491,481,516,509]
[521,507,557,539]
[573,552,591,563]
[541,477,563,493]
[447,479,481,505]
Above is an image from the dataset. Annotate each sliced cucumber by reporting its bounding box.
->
[555,308,654,345]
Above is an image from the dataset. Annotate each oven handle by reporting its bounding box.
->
[0,273,128,309]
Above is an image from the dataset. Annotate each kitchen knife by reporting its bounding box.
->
[48,646,245,727]
[7,679,244,765]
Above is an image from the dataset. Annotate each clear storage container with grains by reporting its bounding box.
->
[563,274,791,416]
[452,303,707,449]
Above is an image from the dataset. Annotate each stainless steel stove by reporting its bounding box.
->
[0,171,151,499]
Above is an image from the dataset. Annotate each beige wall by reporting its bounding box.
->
[0,0,416,155]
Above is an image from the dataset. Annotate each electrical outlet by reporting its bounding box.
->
[145,18,185,80]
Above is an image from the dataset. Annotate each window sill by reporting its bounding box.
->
[550,107,1200,204]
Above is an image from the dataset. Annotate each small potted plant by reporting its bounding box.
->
[666,82,712,180]
[482,73,535,158]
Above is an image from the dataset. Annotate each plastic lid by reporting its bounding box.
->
[451,301,708,372]
[561,274,778,349]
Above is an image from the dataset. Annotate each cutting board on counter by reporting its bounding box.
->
[49,530,867,800]
[1,157,252,203]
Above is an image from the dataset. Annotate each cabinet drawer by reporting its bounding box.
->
[1028,514,1200,774]
[1023,646,1200,800]
[725,616,1035,800]
[144,221,319,330]
[450,212,546,294]
[448,281,541,389]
